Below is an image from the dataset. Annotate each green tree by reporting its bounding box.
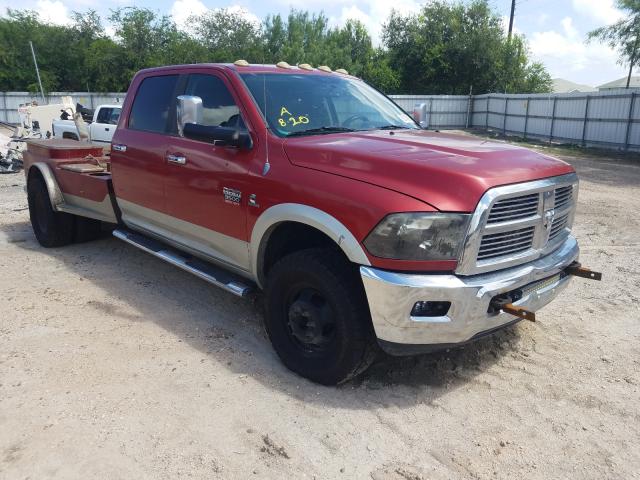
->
[588,0,640,88]
[383,0,551,94]
[0,10,83,92]
[189,8,262,62]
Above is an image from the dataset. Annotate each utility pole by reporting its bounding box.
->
[626,33,639,88]
[508,0,516,40]
[29,41,46,104]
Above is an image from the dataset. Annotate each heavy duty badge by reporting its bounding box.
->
[223,187,242,205]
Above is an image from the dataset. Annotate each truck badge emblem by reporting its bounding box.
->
[223,187,242,205]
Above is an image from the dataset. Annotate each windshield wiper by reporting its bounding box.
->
[286,126,355,137]
[375,125,411,130]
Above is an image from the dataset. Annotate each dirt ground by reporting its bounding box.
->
[1,143,639,480]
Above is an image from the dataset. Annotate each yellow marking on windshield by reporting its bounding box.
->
[278,106,310,128]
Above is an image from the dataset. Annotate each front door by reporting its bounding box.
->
[90,106,121,144]
[163,72,253,272]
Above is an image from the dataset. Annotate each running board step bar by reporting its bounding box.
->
[113,229,253,297]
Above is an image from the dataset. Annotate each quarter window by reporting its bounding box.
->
[129,75,179,133]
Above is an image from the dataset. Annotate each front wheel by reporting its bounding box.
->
[264,248,377,385]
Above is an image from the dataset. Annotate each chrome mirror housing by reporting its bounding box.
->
[413,103,428,129]
[177,95,203,137]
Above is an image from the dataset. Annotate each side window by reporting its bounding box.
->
[109,108,121,125]
[129,75,179,133]
[96,107,120,125]
[185,74,245,129]
[95,107,112,124]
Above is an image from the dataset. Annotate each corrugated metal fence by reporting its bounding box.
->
[393,89,640,151]
[2,89,639,151]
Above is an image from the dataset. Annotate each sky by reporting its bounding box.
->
[0,0,632,87]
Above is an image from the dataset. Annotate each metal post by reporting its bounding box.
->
[502,97,508,135]
[523,98,530,139]
[465,85,473,129]
[508,0,516,39]
[624,92,636,150]
[549,97,557,143]
[1,91,6,123]
[485,96,490,128]
[581,96,590,148]
[29,41,46,104]
[428,98,433,129]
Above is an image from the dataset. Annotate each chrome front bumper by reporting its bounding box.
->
[360,235,579,354]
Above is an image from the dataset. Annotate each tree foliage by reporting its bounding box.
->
[588,0,640,85]
[383,0,551,94]
[0,1,550,95]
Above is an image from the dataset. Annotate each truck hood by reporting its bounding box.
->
[282,130,574,212]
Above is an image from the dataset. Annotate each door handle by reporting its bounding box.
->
[167,154,187,165]
[112,144,127,152]
[105,127,110,131]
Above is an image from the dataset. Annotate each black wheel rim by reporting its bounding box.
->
[285,287,336,353]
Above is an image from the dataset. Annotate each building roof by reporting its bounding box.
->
[597,76,640,89]
[552,78,596,93]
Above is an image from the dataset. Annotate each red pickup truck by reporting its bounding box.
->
[22,62,600,384]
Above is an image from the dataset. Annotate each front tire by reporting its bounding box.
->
[27,174,74,247]
[264,248,377,385]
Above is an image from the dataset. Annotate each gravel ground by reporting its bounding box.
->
[1,146,639,479]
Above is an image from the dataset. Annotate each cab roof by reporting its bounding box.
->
[135,63,353,77]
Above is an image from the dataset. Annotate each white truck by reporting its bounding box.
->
[52,104,122,144]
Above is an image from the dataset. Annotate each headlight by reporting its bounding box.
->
[363,213,470,261]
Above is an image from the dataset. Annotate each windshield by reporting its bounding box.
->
[240,72,418,137]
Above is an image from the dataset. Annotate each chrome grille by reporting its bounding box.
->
[549,212,570,240]
[456,173,579,275]
[554,185,572,210]
[478,226,535,260]
[487,193,539,224]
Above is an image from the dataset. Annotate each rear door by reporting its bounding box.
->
[163,71,253,271]
[110,74,181,233]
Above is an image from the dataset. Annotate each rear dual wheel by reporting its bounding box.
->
[264,248,377,385]
[27,174,102,247]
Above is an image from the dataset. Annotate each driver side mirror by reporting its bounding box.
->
[413,103,429,129]
[177,95,203,137]
[176,95,252,149]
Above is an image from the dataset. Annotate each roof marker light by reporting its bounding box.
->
[234,59,249,67]
[276,61,292,69]
[298,63,313,70]
[335,68,349,75]
[317,65,332,72]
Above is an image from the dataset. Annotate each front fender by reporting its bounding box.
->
[250,203,371,288]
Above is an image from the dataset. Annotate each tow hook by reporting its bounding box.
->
[492,298,537,322]
[500,303,536,322]
[488,262,602,322]
[565,261,603,281]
